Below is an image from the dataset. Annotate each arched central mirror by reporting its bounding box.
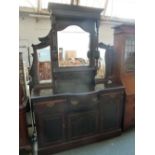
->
[57,25,90,67]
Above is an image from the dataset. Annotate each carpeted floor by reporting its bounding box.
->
[54,128,135,155]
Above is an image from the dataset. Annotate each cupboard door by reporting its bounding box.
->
[100,92,123,131]
[35,113,66,147]
[68,111,98,140]
[34,99,66,146]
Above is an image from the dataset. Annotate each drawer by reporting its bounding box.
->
[68,94,98,112]
[99,92,124,105]
[34,99,66,114]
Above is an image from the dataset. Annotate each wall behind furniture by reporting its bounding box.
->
[19,16,50,66]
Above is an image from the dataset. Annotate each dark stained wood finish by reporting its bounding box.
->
[68,110,98,140]
[31,83,124,154]
[48,3,103,93]
[30,3,126,154]
[30,35,51,90]
[99,92,124,131]
[113,24,135,130]
[97,42,116,83]
[48,3,103,20]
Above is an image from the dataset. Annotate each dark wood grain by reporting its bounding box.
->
[32,86,124,154]
[48,3,103,93]
[30,3,126,154]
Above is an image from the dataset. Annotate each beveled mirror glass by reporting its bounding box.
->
[57,25,90,67]
[37,46,52,83]
[95,48,106,79]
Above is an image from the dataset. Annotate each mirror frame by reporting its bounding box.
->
[95,42,115,84]
[50,14,99,70]
[30,34,52,89]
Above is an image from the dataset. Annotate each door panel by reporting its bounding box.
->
[100,92,123,131]
[68,111,98,140]
[35,111,66,147]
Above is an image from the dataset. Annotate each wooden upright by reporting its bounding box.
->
[113,24,135,130]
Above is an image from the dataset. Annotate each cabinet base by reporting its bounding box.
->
[37,129,121,155]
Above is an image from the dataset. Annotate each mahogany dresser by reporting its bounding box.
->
[31,83,124,154]
[113,24,135,130]
[29,3,125,154]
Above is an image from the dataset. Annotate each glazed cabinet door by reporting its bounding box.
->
[34,99,66,147]
[99,92,124,131]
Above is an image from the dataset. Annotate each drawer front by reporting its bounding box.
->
[34,99,66,114]
[68,94,98,112]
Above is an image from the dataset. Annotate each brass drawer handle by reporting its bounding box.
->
[71,100,79,105]
[92,97,98,102]
[46,102,55,108]
[109,94,116,98]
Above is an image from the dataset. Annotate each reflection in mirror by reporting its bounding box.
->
[95,48,106,79]
[57,25,90,67]
[37,46,52,83]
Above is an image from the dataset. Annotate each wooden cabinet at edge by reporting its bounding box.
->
[113,24,135,130]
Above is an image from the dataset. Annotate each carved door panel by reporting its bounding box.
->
[35,113,66,147]
[34,99,66,147]
[99,92,123,131]
[68,111,98,140]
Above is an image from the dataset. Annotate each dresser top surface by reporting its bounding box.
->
[31,82,124,102]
